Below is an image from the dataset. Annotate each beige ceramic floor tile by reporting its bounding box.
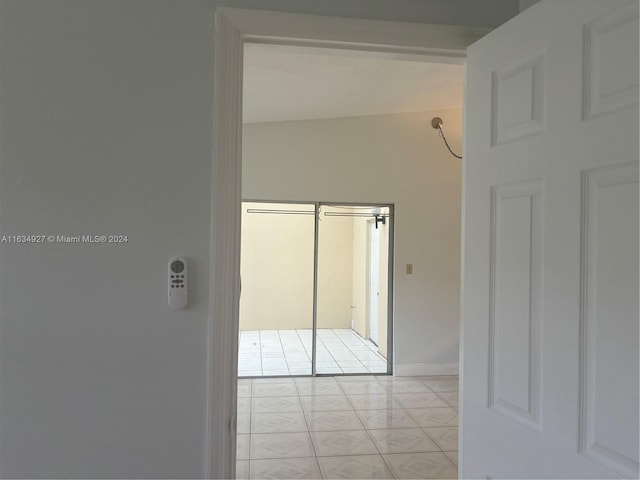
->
[236,434,250,461]
[406,407,458,428]
[424,426,458,451]
[252,382,299,397]
[317,455,393,479]
[383,452,458,479]
[355,408,419,429]
[251,412,308,433]
[367,428,440,454]
[445,451,458,467]
[237,413,251,434]
[249,457,322,479]
[236,460,249,480]
[347,393,401,410]
[251,396,303,413]
[393,392,449,409]
[310,430,378,456]
[304,410,365,431]
[250,432,315,459]
[299,394,353,412]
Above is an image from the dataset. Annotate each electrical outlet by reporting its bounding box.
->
[406,264,413,274]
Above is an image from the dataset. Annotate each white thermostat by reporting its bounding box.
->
[168,257,188,310]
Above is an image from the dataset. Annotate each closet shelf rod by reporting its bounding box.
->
[323,212,390,218]
[246,209,315,215]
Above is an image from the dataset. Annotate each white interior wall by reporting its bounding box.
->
[243,109,463,374]
[519,0,542,12]
[351,217,369,338]
[0,0,517,476]
[0,2,215,477]
[377,218,390,359]
[239,202,355,331]
[240,203,315,331]
[351,215,390,358]
[317,212,355,330]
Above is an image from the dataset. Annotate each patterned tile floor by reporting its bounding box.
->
[236,375,459,479]
[239,329,388,377]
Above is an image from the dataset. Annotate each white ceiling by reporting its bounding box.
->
[243,44,464,124]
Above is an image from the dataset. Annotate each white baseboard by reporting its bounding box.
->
[394,363,459,376]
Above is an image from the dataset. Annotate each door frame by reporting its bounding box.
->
[239,200,394,378]
[208,8,485,478]
[317,201,395,377]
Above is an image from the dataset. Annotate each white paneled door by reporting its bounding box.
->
[463,1,638,478]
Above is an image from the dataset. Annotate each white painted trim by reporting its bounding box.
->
[578,163,640,479]
[221,8,489,63]
[458,61,470,478]
[209,8,478,478]
[394,363,460,376]
[206,10,243,480]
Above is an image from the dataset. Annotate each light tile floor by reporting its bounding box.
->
[239,329,387,377]
[236,375,459,479]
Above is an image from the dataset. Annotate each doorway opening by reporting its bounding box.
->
[210,8,473,478]
[238,201,393,377]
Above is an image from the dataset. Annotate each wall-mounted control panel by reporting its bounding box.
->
[168,257,188,309]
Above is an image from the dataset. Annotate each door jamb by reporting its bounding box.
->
[208,8,480,478]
